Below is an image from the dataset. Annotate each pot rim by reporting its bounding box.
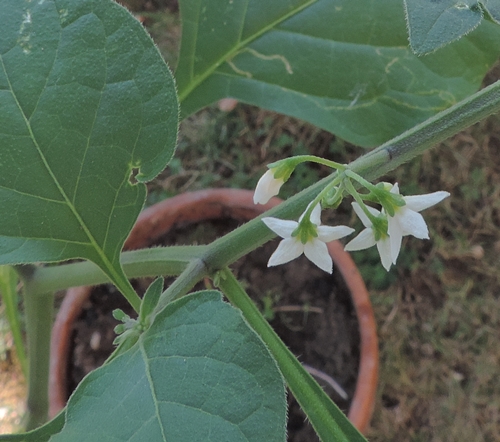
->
[50,188,378,433]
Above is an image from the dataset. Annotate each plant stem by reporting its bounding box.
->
[154,258,208,314]
[23,286,54,430]
[113,277,141,313]
[22,245,206,296]
[270,154,346,172]
[0,266,28,377]
[348,79,500,180]
[22,80,500,296]
[217,268,367,442]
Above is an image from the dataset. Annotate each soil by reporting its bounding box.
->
[67,219,360,442]
[0,357,26,434]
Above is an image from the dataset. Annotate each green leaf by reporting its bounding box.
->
[139,277,163,323]
[49,291,287,441]
[483,0,500,23]
[0,0,178,295]
[404,0,483,54]
[175,0,500,147]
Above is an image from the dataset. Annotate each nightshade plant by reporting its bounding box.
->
[1,0,500,440]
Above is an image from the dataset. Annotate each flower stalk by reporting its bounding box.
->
[255,158,449,272]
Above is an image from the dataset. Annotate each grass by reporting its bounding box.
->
[365,118,500,441]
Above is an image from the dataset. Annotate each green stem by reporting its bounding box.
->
[20,81,500,298]
[154,258,208,314]
[270,154,346,172]
[0,266,28,378]
[113,277,141,313]
[299,174,343,223]
[343,177,380,224]
[348,79,500,180]
[23,285,54,430]
[344,169,378,193]
[217,268,367,442]
[22,245,206,296]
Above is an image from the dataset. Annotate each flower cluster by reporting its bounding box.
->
[345,184,450,270]
[254,169,449,272]
[262,203,353,273]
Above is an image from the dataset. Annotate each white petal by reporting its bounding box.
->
[344,228,376,251]
[253,170,284,204]
[387,217,403,263]
[267,238,304,267]
[309,203,322,225]
[298,202,321,224]
[397,209,429,239]
[262,217,298,239]
[317,225,355,242]
[390,183,400,194]
[403,191,450,212]
[351,202,380,228]
[304,239,333,273]
[376,237,394,271]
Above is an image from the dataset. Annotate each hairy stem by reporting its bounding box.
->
[22,246,206,296]
[23,286,54,430]
[154,258,208,314]
[0,266,28,377]
[348,79,500,179]
[217,268,367,442]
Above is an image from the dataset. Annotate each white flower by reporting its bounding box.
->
[345,185,450,271]
[387,184,450,263]
[345,203,394,271]
[262,203,354,273]
[253,169,284,204]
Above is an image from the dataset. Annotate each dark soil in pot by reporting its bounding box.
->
[67,219,360,442]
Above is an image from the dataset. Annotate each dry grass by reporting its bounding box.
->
[365,116,500,441]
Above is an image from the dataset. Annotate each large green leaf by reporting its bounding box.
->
[404,0,483,54]
[45,291,286,441]
[175,0,500,147]
[404,0,500,54]
[485,0,500,23]
[0,0,178,287]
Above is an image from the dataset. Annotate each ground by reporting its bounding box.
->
[0,349,26,433]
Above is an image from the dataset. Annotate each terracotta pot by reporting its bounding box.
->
[50,188,378,433]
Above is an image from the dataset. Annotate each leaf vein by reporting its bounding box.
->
[177,0,318,102]
[0,53,118,275]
